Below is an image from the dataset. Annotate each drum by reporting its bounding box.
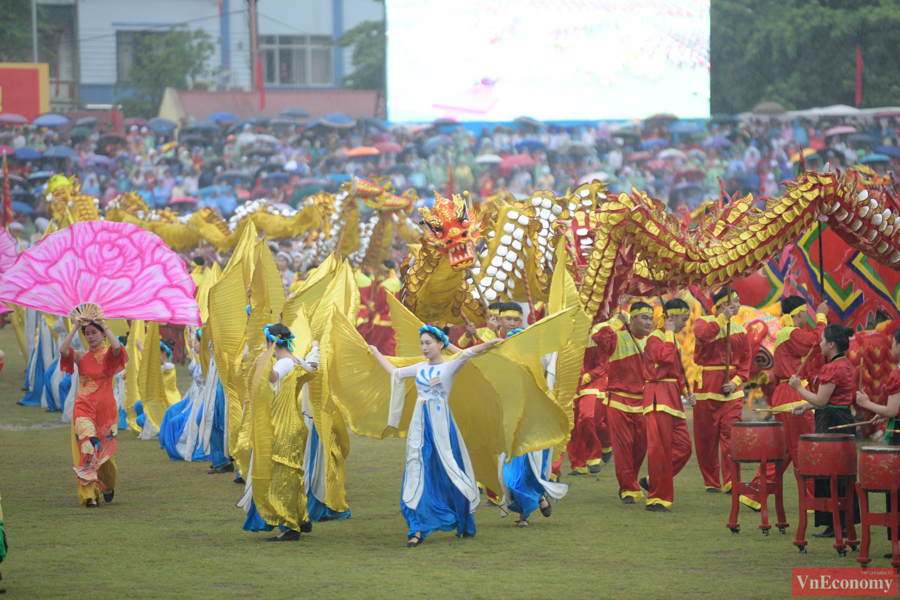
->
[731,422,786,463]
[798,433,857,477]
[859,447,900,492]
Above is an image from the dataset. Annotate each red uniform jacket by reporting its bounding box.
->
[642,329,688,418]
[771,316,826,409]
[593,319,646,412]
[692,314,751,401]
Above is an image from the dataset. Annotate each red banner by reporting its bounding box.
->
[0,63,49,122]
[792,568,897,597]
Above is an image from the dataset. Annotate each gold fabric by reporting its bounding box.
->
[282,253,339,326]
[124,319,145,434]
[137,322,167,429]
[162,366,181,407]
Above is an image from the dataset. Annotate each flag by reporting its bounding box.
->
[855,44,864,107]
[256,54,266,110]
[1,153,13,228]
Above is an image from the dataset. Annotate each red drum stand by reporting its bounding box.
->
[727,422,788,535]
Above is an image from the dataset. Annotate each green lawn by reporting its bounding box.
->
[0,326,883,599]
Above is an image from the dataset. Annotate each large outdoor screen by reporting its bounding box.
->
[385,0,710,122]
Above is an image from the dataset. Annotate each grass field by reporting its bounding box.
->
[0,325,884,599]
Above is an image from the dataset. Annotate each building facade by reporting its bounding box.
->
[50,0,382,107]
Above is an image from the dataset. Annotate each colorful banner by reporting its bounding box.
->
[0,63,50,122]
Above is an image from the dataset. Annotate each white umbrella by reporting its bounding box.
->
[659,149,687,160]
[475,154,503,164]
[579,171,610,185]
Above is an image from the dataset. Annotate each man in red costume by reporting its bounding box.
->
[594,302,653,503]
[640,298,696,512]
[456,303,502,348]
[692,288,751,493]
[368,260,402,355]
[739,297,827,510]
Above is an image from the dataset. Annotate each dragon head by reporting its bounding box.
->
[419,191,482,270]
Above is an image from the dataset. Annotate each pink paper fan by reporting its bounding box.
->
[0,221,200,325]
[0,229,20,274]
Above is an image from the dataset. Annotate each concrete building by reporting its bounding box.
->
[39,0,383,108]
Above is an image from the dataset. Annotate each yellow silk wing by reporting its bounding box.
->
[124,319,145,434]
[137,322,167,430]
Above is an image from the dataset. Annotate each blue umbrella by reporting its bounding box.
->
[196,185,233,197]
[423,134,453,154]
[27,170,53,182]
[207,112,238,122]
[515,138,545,151]
[364,116,389,130]
[262,172,291,184]
[320,112,356,128]
[248,115,271,125]
[149,117,177,132]
[874,145,900,158]
[702,136,733,149]
[184,121,221,132]
[43,146,79,159]
[326,173,351,183]
[32,113,70,127]
[668,122,706,134]
[639,138,670,150]
[85,155,113,167]
[304,119,322,129]
[280,107,311,119]
[860,154,891,164]
[11,201,35,214]
[13,148,41,160]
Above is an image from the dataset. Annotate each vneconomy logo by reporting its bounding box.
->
[792,568,897,597]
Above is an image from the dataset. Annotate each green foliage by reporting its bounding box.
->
[334,20,385,91]
[0,0,56,63]
[117,26,217,118]
[711,0,900,113]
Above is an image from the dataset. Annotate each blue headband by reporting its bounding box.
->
[418,324,449,348]
[160,341,173,360]
[264,324,294,351]
[195,327,202,341]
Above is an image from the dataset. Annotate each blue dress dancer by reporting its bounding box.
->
[370,324,500,548]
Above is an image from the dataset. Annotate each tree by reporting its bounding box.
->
[333,2,385,91]
[0,0,56,63]
[117,26,217,118]
[711,0,900,113]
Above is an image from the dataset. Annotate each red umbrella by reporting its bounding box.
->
[823,125,857,137]
[500,154,535,168]
[875,110,900,118]
[169,196,198,205]
[0,114,28,125]
[124,117,150,127]
[630,151,655,161]
[0,145,13,157]
[373,141,403,153]
[344,146,380,157]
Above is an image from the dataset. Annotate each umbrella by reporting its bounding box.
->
[579,171,610,184]
[268,117,302,127]
[215,169,252,183]
[262,172,291,184]
[326,173,352,183]
[149,117,177,132]
[43,146,79,159]
[701,136,732,149]
[27,171,53,182]
[874,110,900,119]
[364,116,389,130]
[874,145,900,158]
[74,116,100,128]
[179,134,206,146]
[659,148,687,160]
[169,196,199,206]
[789,148,818,164]
[752,102,786,115]
[99,132,126,142]
[374,141,403,153]
[389,123,417,135]
[196,185,232,197]
[860,154,891,164]
[646,113,678,123]
[67,126,94,141]
[280,107,311,119]
[668,122,706,135]
[85,155,113,167]
[0,145,13,156]
[13,148,41,160]
[432,117,458,127]
[207,112,238,122]
[514,116,544,129]
[639,138,670,150]
[559,141,596,156]
[500,154,535,169]
[124,117,149,128]
[183,121,221,132]
[0,114,28,125]
[244,146,276,157]
[321,112,356,128]
[247,115,271,125]
[0,174,24,185]
[344,146,380,157]
[710,113,739,124]
[515,138,545,151]
[423,134,453,154]
[629,151,655,161]
[253,133,279,146]
[283,160,301,172]
[11,201,34,214]
[847,133,876,145]
[475,154,503,164]
[33,113,71,127]
[824,125,857,137]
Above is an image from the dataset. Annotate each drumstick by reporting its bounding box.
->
[753,407,794,414]
[829,418,878,430]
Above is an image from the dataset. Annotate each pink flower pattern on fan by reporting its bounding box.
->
[0,221,200,325]
[0,228,20,274]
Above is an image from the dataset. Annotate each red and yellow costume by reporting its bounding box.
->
[643,324,692,508]
[565,325,612,474]
[692,302,751,492]
[456,306,501,349]
[368,269,401,355]
[61,345,129,505]
[740,309,825,509]
[355,270,374,342]
[594,315,647,500]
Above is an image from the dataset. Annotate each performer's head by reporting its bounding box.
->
[664,299,691,334]
[629,301,655,336]
[264,323,295,352]
[821,324,853,359]
[80,321,106,350]
[159,341,174,365]
[780,295,808,328]
[498,303,523,334]
[712,288,740,315]
[418,324,449,360]
[488,302,503,317]
[193,328,202,354]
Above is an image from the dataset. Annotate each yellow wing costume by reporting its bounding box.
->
[137,321,176,430]
[124,319,145,434]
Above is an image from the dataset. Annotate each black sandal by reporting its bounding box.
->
[267,529,300,542]
[405,534,424,548]
[85,500,98,509]
[103,489,114,503]
[539,497,552,518]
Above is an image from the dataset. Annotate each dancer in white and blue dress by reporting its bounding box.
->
[496,328,568,527]
[370,324,500,548]
[160,331,206,461]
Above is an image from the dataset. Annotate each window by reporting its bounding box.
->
[116,31,167,82]
[260,35,333,86]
